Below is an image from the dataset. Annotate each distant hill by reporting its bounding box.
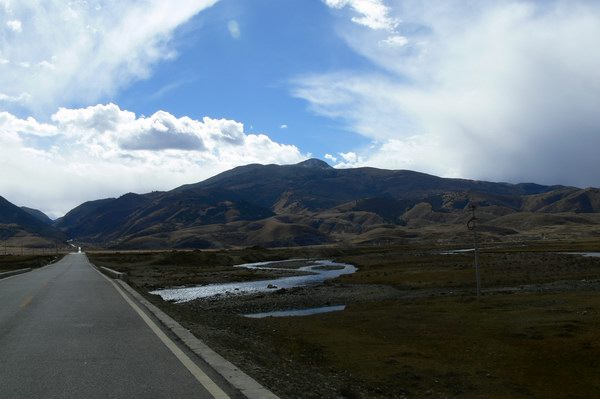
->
[178,160,565,212]
[21,207,54,225]
[54,159,599,249]
[0,197,66,245]
[55,188,274,245]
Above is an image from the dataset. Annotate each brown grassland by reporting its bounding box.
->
[88,238,600,398]
[0,254,63,273]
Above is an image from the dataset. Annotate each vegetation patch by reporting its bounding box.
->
[0,254,63,272]
[88,240,600,398]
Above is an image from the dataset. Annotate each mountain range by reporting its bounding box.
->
[0,196,66,246]
[2,159,599,248]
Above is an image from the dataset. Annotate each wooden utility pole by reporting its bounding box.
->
[467,204,482,299]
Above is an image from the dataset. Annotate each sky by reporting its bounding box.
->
[1,0,600,218]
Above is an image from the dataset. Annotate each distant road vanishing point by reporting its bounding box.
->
[0,253,238,398]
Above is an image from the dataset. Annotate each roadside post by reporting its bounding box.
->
[467,204,482,299]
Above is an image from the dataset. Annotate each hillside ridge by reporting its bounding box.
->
[48,159,596,249]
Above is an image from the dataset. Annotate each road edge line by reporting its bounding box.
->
[93,266,231,399]
[114,280,280,399]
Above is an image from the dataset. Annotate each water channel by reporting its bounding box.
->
[151,259,357,303]
[243,304,347,318]
[566,252,600,258]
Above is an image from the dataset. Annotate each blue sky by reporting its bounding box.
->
[117,0,373,156]
[1,0,600,216]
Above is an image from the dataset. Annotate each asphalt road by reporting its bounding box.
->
[0,253,235,398]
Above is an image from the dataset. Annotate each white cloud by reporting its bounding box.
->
[337,151,364,166]
[0,92,30,104]
[339,152,357,162]
[280,124,288,129]
[298,0,600,187]
[0,104,306,216]
[227,20,241,39]
[324,0,399,31]
[324,153,337,162]
[328,137,460,176]
[0,0,219,113]
[0,111,57,136]
[37,60,55,70]
[6,19,21,32]
[52,103,134,132]
[379,34,407,47]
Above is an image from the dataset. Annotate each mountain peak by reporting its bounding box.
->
[296,158,333,169]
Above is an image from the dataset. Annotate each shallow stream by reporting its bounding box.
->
[150,259,357,303]
[243,305,346,318]
[566,252,600,258]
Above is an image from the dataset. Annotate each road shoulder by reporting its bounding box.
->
[114,280,280,399]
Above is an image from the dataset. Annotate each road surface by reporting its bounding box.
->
[0,253,237,398]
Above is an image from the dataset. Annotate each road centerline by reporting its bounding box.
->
[19,294,33,308]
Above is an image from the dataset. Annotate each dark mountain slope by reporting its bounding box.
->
[21,207,54,225]
[54,194,155,240]
[537,188,600,213]
[178,160,566,212]
[55,159,597,249]
[0,196,66,242]
[56,188,274,242]
[113,188,274,240]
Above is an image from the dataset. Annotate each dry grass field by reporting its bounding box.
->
[88,239,600,398]
[0,254,63,273]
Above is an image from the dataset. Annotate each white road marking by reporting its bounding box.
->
[95,267,230,399]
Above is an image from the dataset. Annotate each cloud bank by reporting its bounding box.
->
[306,0,600,187]
[0,0,218,113]
[324,0,399,31]
[0,104,305,217]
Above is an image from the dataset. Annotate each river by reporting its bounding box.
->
[150,259,357,303]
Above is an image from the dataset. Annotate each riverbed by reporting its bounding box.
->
[150,259,357,303]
